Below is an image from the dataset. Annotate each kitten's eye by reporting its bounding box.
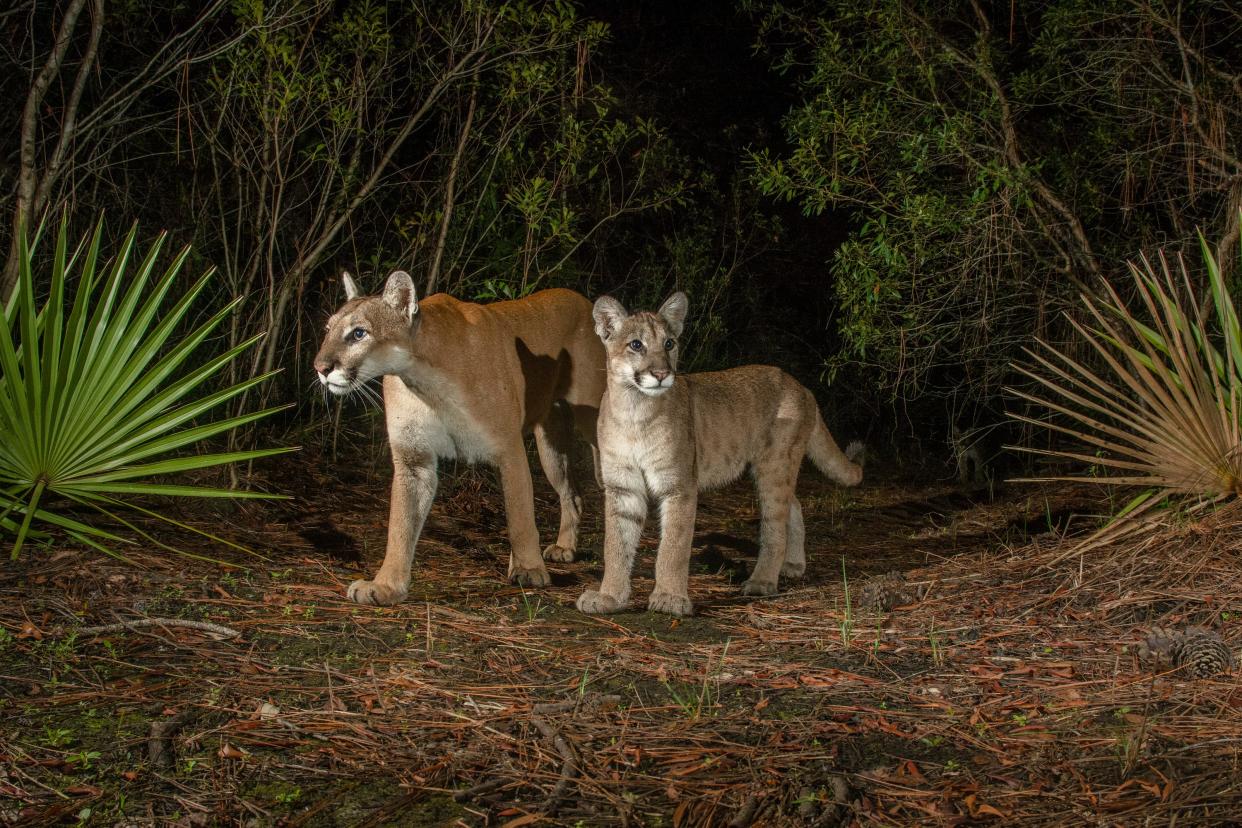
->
[628,339,643,352]
[664,338,675,351]
[350,328,367,341]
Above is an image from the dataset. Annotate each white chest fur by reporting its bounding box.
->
[599,415,687,498]
[384,375,495,464]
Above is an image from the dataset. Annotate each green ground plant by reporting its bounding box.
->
[839,557,853,647]
[663,639,730,721]
[0,217,293,560]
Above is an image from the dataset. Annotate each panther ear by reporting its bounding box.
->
[658,291,689,337]
[593,295,629,341]
[342,271,361,301]
[382,270,419,323]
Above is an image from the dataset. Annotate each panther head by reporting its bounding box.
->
[592,292,688,397]
[313,270,420,395]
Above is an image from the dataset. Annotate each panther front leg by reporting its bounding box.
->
[348,449,437,606]
[498,440,552,587]
[577,481,647,614]
[648,489,697,617]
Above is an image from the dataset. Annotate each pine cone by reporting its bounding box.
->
[1174,628,1234,679]
[857,572,918,612]
[1136,625,1183,671]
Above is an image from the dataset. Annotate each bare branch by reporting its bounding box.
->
[32,0,105,219]
[4,0,90,299]
[258,27,496,373]
[427,83,478,296]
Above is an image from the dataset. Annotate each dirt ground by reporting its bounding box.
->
[2,439,1240,826]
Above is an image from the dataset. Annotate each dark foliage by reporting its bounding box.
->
[2,0,1241,457]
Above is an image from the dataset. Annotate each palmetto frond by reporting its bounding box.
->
[1008,227,1242,547]
[0,216,295,560]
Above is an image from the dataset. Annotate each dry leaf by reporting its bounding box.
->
[217,743,248,759]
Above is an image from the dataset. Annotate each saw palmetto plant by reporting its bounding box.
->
[1009,227,1242,546]
[0,218,293,561]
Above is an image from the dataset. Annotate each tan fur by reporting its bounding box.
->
[576,292,862,617]
[314,271,605,605]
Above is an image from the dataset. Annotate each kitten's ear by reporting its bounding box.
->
[658,291,689,337]
[593,296,629,341]
[342,271,361,301]
[382,270,419,323]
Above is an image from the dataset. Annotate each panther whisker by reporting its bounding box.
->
[358,382,384,411]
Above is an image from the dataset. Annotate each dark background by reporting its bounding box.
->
[4,0,1241,476]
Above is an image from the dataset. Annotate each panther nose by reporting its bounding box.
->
[650,369,669,382]
[314,358,334,377]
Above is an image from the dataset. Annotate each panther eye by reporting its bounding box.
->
[349,327,367,341]
[664,338,675,351]
[628,339,643,352]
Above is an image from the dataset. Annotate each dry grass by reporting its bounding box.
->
[0,452,1239,826]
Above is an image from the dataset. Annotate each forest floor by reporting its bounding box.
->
[2,444,1241,827]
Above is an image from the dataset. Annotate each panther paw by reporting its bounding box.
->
[542,544,575,563]
[781,561,806,579]
[577,590,624,614]
[508,563,551,588]
[347,579,407,606]
[647,590,693,617]
[741,578,778,597]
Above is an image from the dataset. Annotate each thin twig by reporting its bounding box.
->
[148,708,200,767]
[530,716,577,814]
[453,777,511,803]
[531,693,621,714]
[812,776,852,827]
[728,794,761,828]
[78,618,241,639]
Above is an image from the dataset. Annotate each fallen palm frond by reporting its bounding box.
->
[1007,225,1242,549]
[0,215,296,560]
